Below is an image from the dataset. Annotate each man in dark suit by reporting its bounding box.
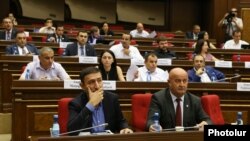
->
[146,67,212,132]
[186,24,200,40]
[154,36,176,59]
[188,55,225,82]
[47,24,70,43]
[6,31,39,55]
[0,17,18,40]
[67,67,133,135]
[64,31,96,56]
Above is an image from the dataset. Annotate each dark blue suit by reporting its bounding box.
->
[68,91,129,135]
[64,42,96,56]
[0,28,18,40]
[5,44,39,55]
[188,66,225,82]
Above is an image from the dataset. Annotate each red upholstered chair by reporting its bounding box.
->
[57,48,65,56]
[26,36,33,42]
[41,36,47,42]
[232,55,250,62]
[131,94,152,131]
[201,94,225,125]
[58,98,73,134]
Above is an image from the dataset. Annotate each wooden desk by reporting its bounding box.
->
[0,55,249,112]
[11,81,250,141]
[31,131,203,141]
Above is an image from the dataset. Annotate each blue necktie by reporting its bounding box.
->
[80,46,84,56]
[147,71,151,81]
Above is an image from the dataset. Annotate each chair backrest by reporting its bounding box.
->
[232,55,250,62]
[57,48,65,56]
[58,98,73,134]
[201,94,225,125]
[131,93,152,131]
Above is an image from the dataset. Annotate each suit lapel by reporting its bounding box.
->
[166,89,175,126]
[102,92,109,130]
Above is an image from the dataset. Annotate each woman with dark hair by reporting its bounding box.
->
[194,39,219,61]
[100,22,114,36]
[192,31,216,49]
[98,50,125,81]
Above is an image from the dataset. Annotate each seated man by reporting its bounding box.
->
[38,18,55,34]
[64,31,96,56]
[0,17,18,40]
[6,31,39,55]
[186,24,200,40]
[88,26,104,45]
[147,67,212,132]
[19,47,70,80]
[47,24,70,43]
[130,23,149,38]
[223,31,249,49]
[188,55,225,82]
[67,67,133,135]
[109,34,144,60]
[134,52,168,82]
[154,36,176,59]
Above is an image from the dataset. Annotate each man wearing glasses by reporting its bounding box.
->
[218,7,243,42]
[64,31,97,56]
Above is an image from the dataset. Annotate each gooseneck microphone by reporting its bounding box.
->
[59,123,109,136]
[214,74,241,82]
[162,126,199,131]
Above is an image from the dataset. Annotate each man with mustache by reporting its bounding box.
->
[146,67,212,132]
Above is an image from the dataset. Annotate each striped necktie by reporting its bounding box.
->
[146,71,151,81]
[80,46,84,56]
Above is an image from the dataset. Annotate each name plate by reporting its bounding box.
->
[237,82,250,91]
[157,59,172,66]
[33,55,39,62]
[103,81,116,90]
[64,80,81,89]
[245,62,250,68]
[59,42,73,48]
[215,61,232,68]
[79,56,98,64]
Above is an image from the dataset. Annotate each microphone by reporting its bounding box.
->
[214,74,241,82]
[162,126,199,131]
[59,123,109,136]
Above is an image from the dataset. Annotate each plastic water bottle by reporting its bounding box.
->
[152,112,161,132]
[25,69,30,80]
[51,114,60,137]
[236,112,243,125]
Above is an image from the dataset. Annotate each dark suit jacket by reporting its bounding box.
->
[185,31,199,39]
[46,33,70,42]
[67,91,129,135]
[100,29,114,36]
[5,43,39,55]
[87,35,105,45]
[188,66,225,82]
[146,88,212,130]
[154,48,176,59]
[0,28,18,40]
[64,42,96,56]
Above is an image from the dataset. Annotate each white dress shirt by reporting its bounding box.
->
[223,39,249,49]
[134,66,168,82]
[109,43,144,60]
[130,29,149,38]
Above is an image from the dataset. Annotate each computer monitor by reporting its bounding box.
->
[241,44,250,49]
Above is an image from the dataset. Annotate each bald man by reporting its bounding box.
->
[146,67,212,132]
[130,22,149,38]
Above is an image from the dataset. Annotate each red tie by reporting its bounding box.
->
[176,98,182,126]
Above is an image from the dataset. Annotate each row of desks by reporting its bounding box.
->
[11,80,250,141]
[0,40,247,60]
[0,55,249,112]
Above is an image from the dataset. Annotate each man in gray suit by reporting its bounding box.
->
[146,67,212,132]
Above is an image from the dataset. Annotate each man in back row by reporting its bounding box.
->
[0,17,18,40]
[147,67,212,132]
